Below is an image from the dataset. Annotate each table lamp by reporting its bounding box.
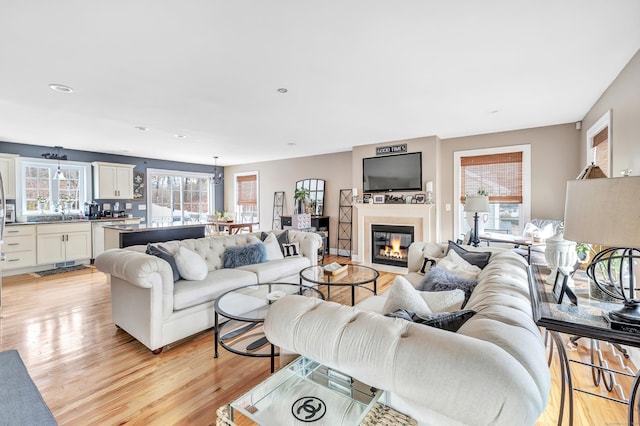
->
[464,195,490,247]
[563,176,640,325]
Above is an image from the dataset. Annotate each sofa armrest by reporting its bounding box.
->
[288,231,321,264]
[95,248,175,290]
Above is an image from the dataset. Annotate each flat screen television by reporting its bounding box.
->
[362,152,422,193]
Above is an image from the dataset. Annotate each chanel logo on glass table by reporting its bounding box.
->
[291,396,326,422]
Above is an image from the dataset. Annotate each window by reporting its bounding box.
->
[148,169,213,224]
[18,158,90,215]
[454,145,531,239]
[586,110,611,177]
[235,172,258,225]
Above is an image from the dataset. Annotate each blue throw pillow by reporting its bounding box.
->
[223,243,268,268]
[419,266,479,308]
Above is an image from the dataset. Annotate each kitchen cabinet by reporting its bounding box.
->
[3,225,36,270]
[36,222,91,264]
[92,162,135,199]
[0,153,18,199]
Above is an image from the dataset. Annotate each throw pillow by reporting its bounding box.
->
[419,289,465,313]
[419,256,438,274]
[385,309,476,332]
[223,243,268,268]
[382,276,432,317]
[447,241,491,269]
[413,310,476,332]
[146,243,181,282]
[438,249,482,280]
[419,266,479,307]
[262,232,285,261]
[282,241,301,257]
[261,230,289,252]
[174,246,208,281]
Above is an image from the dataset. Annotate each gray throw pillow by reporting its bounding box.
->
[385,309,476,332]
[146,243,181,282]
[261,230,289,253]
[447,241,491,269]
[419,266,479,307]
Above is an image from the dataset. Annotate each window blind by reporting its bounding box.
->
[460,151,523,203]
[237,175,257,206]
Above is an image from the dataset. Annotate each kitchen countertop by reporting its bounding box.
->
[7,217,138,226]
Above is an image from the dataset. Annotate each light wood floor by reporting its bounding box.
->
[0,255,635,425]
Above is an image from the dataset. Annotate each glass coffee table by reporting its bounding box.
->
[299,264,379,306]
[214,283,324,373]
[228,356,383,425]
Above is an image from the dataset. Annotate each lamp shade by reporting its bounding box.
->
[464,195,490,213]
[563,176,640,247]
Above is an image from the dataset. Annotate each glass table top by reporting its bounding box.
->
[300,264,379,286]
[230,357,382,425]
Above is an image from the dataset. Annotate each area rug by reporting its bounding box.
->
[32,264,89,277]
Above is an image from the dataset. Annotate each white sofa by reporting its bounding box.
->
[95,230,321,353]
[264,242,550,425]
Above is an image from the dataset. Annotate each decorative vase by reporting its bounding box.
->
[295,199,306,214]
[38,202,46,213]
[544,230,577,285]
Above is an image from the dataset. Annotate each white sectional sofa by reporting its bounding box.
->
[264,242,550,425]
[95,230,321,353]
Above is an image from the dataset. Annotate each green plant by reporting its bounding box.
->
[576,243,591,260]
[477,189,489,196]
[36,195,48,202]
[294,187,309,201]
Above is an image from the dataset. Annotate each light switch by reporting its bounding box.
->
[445,203,451,211]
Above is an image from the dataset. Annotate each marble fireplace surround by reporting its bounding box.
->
[353,204,435,270]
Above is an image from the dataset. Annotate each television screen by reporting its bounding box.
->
[363,152,422,192]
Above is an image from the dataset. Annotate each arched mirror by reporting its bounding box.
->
[296,179,325,216]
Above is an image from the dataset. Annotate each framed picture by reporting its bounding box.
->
[362,193,372,204]
[414,193,426,204]
[133,172,145,200]
[552,269,578,305]
[373,194,385,204]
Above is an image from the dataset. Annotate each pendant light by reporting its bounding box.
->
[53,146,66,180]
[211,156,223,185]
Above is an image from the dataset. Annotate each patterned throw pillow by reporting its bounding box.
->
[281,241,301,257]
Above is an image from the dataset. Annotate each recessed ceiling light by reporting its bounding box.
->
[277,88,288,93]
[135,126,149,131]
[174,134,186,139]
[489,109,500,114]
[287,142,297,146]
[49,84,73,93]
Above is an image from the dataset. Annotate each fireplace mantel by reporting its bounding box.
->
[352,203,436,269]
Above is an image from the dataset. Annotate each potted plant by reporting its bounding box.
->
[36,196,48,213]
[294,187,309,214]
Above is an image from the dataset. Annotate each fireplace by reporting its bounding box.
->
[371,224,414,267]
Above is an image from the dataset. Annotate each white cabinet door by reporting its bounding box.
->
[93,162,135,199]
[66,231,92,261]
[37,233,66,264]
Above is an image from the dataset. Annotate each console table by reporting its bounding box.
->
[528,264,640,425]
[281,215,329,255]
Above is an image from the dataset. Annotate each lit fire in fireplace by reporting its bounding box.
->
[381,236,407,259]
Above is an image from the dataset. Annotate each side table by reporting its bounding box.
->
[214,283,324,373]
[528,264,640,425]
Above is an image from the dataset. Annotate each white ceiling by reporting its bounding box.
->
[0,1,639,167]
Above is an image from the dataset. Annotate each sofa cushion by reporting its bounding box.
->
[175,246,208,281]
[173,269,258,310]
[146,243,181,282]
[223,242,268,268]
[261,230,289,252]
[282,242,301,257]
[438,249,482,279]
[447,241,491,269]
[238,256,311,283]
[262,232,285,260]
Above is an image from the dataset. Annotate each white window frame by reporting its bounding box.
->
[453,144,531,239]
[146,168,215,224]
[234,170,259,224]
[586,109,612,173]
[16,157,91,217]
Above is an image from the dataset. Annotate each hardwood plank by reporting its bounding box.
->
[0,256,633,425]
